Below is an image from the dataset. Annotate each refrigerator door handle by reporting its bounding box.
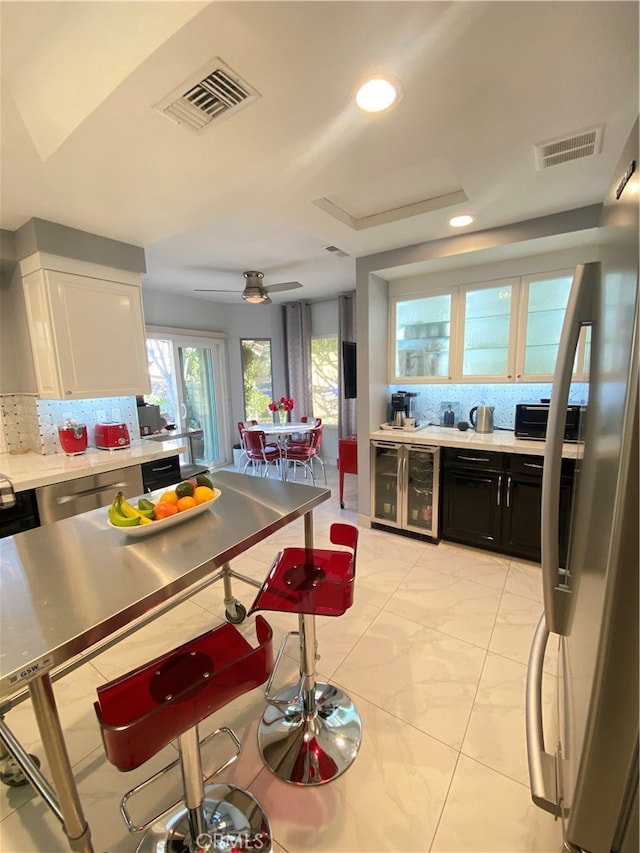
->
[526,612,560,816]
[541,261,598,634]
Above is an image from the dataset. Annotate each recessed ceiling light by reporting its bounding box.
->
[355,75,401,113]
[449,214,475,228]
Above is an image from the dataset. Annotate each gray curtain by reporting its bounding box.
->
[282,302,313,418]
[339,293,357,437]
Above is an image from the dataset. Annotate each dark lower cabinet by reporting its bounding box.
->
[441,448,575,564]
[441,467,502,548]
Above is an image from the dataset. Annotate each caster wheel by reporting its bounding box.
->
[340,501,345,509]
[225,602,247,624]
[0,753,40,787]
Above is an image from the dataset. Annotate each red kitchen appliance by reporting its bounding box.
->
[95,422,130,450]
[58,421,88,455]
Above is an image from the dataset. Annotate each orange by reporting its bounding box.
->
[193,485,214,504]
[159,490,178,504]
[154,501,178,519]
[176,495,197,512]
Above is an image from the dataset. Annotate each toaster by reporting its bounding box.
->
[95,422,131,450]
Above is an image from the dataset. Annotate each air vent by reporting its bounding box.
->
[154,58,260,133]
[323,245,350,257]
[535,126,604,169]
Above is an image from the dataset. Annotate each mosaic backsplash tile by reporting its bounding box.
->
[0,395,139,455]
[389,382,588,429]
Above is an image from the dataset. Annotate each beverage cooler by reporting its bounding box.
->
[370,440,440,540]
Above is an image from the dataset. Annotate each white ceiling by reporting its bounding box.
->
[1,1,638,304]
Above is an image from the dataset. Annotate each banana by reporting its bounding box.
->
[108,496,141,527]
[117,492,153,525]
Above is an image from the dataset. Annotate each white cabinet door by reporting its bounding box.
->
[459,278,519,382]
[390,290,455,382]
[23,269,151,399]
[516,270,589,382]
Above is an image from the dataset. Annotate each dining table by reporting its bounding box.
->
[0,471,329,853]
[243,421,311,480]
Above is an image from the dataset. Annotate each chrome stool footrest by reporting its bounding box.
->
[120,726,242,833]
[258,682,362,786]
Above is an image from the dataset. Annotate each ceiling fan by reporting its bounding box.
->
[194,271,303,304]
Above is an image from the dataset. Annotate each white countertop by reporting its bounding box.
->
[369,425,580,458]
[0,440,187,492]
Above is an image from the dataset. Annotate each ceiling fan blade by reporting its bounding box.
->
[264,281,303,294]
[193,288,240,293]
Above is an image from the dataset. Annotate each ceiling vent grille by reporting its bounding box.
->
[154,59,260,133]
[535,125,604,169]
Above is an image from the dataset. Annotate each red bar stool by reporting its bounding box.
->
[94,617,274,853]
[248,523,362,786]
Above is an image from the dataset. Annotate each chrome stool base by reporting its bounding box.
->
[135,783,271,853]
[258,682,362,785]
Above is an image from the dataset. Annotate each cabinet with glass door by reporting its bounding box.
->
[516,270,590,382]
[390,291,454,383]
[458,278,519,382]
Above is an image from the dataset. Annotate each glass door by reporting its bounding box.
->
[405,445,438,535]
[146,329,231,469]
[391,291,453,382]
[517,271,590,381]
[460,279,519,381]
[370,441,401,527]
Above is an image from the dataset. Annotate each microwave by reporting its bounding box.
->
[514,403,585,442]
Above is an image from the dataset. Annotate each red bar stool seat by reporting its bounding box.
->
[248,523,361,786]
[95,616,274,853]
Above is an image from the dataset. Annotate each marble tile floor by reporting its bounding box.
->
[0,464,562,852]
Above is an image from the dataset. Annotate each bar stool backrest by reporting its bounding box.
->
[95,616,273,772]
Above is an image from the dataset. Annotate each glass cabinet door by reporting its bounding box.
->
[460,279,518,380]
[391,292,452,381]
[517,271,589,380]
[405,447,436,534]
[370,443,400,526]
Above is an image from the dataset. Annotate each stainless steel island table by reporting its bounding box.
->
[0,471,330,853]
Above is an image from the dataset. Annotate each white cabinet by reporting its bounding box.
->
[389,268,587,384]
[515,270,589,382]
[22,261,151,400]
[391,291,453,381]
[458,278,519,382]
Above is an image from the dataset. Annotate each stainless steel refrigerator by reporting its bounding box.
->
[526,119,639,852]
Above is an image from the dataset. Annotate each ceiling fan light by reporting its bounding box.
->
[242,289,267,304]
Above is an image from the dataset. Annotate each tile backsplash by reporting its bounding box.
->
[390,382,589,429]
[0,395,138,455]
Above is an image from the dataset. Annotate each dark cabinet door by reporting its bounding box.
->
[441,467,503,548]
[502,473,542,562]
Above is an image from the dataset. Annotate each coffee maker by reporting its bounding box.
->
[389,391,419,428]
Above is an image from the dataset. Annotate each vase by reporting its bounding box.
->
[278,410,287,424]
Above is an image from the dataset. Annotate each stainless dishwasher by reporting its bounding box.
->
[35,465,143,524]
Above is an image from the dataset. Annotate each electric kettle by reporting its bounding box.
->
[469,405,495,433]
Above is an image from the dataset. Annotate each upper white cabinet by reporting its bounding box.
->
[458,279,519,382]
[392,291,453,380]
[390,268,586,384]
[21,257,151,399]
[516,270,589,382]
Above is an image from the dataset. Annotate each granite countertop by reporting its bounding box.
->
[369,425,581,459]
[0,440,187,492]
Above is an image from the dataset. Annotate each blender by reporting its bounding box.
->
[58,420,88,455]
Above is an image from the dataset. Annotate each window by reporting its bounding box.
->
[241,338,273,421]
[311,336,339,426]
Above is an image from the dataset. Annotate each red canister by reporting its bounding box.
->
[58,422,88,455]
